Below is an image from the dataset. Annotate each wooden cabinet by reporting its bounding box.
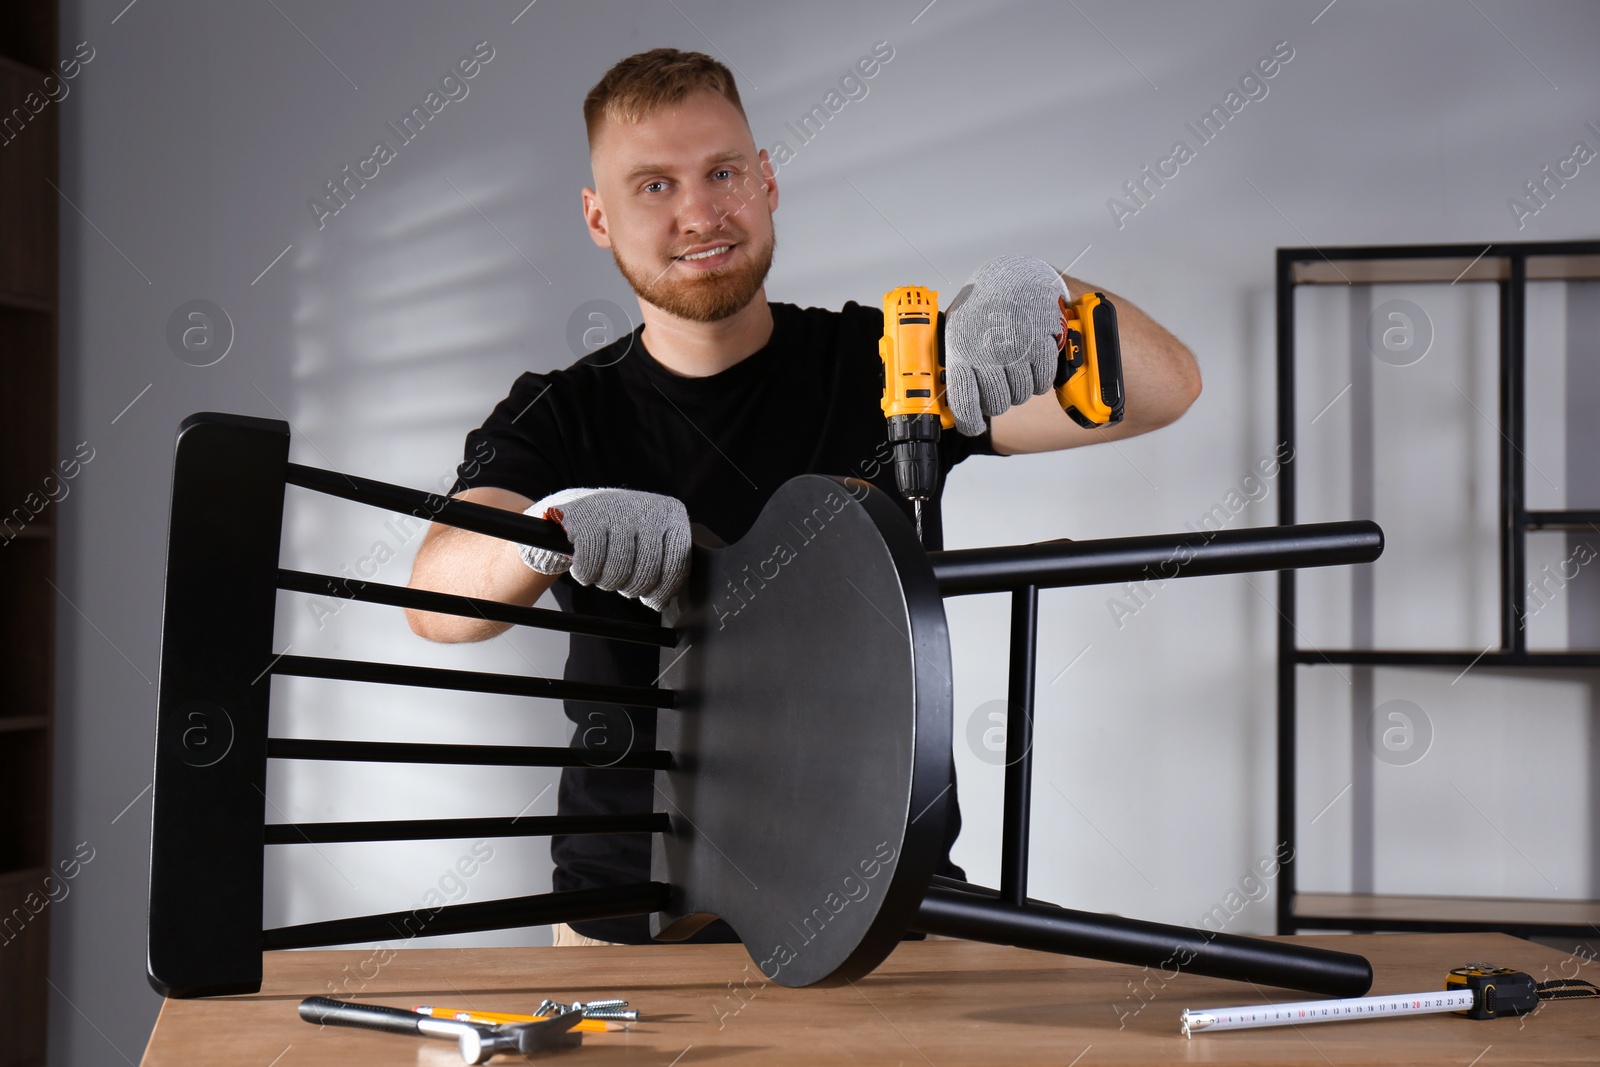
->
[0,6,59,1066]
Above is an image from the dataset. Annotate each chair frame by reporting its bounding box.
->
[147,412,1381,999]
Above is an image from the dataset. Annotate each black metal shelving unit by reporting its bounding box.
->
[1275,239,1600,940]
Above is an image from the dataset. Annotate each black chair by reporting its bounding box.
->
[148,411,1381,998]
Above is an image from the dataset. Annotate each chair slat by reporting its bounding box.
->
[284,461,574,553]
[277,568,676,647]
[264,814,669,844]
[264,882,671,950]
[266,737,671,770]
[271,653,674,708]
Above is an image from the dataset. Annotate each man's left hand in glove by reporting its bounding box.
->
[944,254,1202,454]
[943,254,1070,438]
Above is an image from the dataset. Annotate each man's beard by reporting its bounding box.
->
[611,229,776,323]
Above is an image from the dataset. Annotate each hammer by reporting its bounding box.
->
[299,996,583,1063]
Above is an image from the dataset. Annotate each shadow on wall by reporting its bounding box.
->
[262,151,577,947]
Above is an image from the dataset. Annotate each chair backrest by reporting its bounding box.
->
[147,413,679,997]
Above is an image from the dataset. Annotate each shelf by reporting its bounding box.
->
[1293,892,1600,938]
[0,864,46,885]
[0,288,54,314]
[1,525,52,542]
[1526,510,1600,532]
[1293,649,1600,668]
[0,54,51,80]
[1283,241,1600,286]
[0,717,48,734]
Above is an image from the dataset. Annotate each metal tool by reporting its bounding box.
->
[535,997,635,1020]
[299,996,583,1063]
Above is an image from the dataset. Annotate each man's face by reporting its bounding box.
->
[583,90,778,323]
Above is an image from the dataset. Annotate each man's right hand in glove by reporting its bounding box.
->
[405,484,691,642]
[517,487,691,613]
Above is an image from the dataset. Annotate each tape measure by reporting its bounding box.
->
[1444,964,1542,1019]
[1183,963,1599,1036]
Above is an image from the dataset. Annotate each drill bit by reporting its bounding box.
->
[914,499,923,545]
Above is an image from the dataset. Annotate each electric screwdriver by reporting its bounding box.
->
[878,284,1125,544]
[878,286,949,546]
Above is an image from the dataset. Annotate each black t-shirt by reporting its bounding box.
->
[452,299,993,942]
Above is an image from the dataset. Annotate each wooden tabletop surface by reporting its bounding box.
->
[141,933,1600,1065]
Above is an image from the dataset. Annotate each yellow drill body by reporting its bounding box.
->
[879,286,950,541]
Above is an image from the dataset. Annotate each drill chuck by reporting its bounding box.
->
[888,413,941,503]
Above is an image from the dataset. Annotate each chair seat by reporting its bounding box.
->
[651,475,951,986]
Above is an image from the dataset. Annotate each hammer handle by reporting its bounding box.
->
[299,996,429,1036]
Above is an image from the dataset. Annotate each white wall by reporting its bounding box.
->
[50,0,1600,1061]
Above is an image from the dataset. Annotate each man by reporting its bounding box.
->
[406,48,1200,946]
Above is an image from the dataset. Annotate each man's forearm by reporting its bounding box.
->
[406,487,556,642]
[1061,272,1201,436]
[986,273,1200,455]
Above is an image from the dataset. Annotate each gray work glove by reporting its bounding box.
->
[943,254,1070,436]
[519,487,691,613]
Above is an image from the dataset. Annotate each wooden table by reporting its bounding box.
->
[141,933,1600,1065]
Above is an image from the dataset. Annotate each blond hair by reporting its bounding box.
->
[583,48,746,150]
